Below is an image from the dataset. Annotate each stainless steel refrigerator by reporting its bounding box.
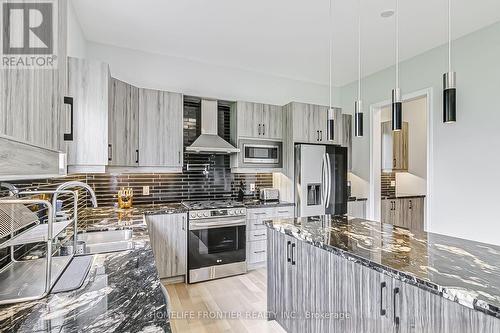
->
[295,144,348,217]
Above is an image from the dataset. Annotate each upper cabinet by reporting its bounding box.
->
[65,57,109,173]
[231,101,283,141]
[108,78,139,167]
[138,88,183,169]
[288,102,342,145]
[0,0,68,151]
[382,121,408,171]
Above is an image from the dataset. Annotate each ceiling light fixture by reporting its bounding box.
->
[354,0,363,137]
[443,0,456,123]
[391,0,402,131]
[327,0,336,141]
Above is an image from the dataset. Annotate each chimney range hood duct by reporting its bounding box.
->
[186,99,240,154]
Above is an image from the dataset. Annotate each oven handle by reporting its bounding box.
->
[189,219,246,230]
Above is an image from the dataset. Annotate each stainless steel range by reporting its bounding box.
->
[182,200,247,283]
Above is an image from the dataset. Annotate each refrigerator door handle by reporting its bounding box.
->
[325,153,332,209]
[321,154,328,207]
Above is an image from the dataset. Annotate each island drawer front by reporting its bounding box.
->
[248,240,267,264]
[248,229,268,242]
[247,208,276,220]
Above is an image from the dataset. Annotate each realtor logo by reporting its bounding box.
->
[1,0,58,68]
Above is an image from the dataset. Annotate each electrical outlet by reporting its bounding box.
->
[142,186,150,195]
[390,181,396,187]
[250,183,256,192]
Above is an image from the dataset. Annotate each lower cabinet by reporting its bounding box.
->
[347,200,367,219]
[381,197,424,231]
[246,206,294,269]
[267,229,499,333]
[145,213,187,280]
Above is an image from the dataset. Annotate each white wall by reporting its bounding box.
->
[340,21,500,246]
[87,42,340,106]
[67,0,87,58]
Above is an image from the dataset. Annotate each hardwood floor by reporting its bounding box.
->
[164,268,285,333]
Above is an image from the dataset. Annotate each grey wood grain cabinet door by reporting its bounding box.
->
[146,213,187,278]
[108,78,139,166]
[0,0,67,151]
[236,101,263,138]
[291,102,312,143]
[261,104,283,140]
[138,88,183,167]
[66,57,109,169]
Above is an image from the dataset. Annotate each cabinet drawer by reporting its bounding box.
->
[248,229,268,242]
[248,240,267,264]
[248,219,269,231]
[275,206,294,218]
[247,208,276,220]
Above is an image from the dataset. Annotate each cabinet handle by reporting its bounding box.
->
[262,123,265,136]
[254,233,266,237]
[320,130,323,141]
[380,282,387,316]
[409,200,413,209]
[136,149,139,164]
[258,124,261,135]
[393,287,400,327]
[182,216,186,231]
[287,241,291,263]
[108,144,113,162]
[63,97,74,141]
[277,210,290,214]
[291,243,296,265]
[254,250,266,254]
[393,158,396,168]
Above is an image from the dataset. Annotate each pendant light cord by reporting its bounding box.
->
[329,0,333,110]
[448,0,452,72]
[395,0,399,89]
[357,0,361,101]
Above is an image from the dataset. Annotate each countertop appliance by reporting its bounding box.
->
[259,188,280,202]
[237,139,282,168]
[295,144,348,217]
[182,200,247,283]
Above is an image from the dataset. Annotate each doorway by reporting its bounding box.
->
[369,88,433,230]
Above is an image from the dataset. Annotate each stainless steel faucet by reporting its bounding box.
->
[0,182,19,197]
[52,181,98,210]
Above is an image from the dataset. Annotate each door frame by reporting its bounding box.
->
[368,88,433,231]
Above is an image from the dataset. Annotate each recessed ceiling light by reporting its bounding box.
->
[381,9,395,18]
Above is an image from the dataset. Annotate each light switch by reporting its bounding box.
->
[250,183,256,192]
[142,186,150,195]
[390,181,396,187]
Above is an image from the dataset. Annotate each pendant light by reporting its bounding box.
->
[327,0,335,141]
[443,0,456,123]
[391,0,402,131]
[354,0,363,137]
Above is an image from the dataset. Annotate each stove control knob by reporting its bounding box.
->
[190,213,196,218]
[197,212,203,218]
[237,209,243,214]
[203,212,209,217]
[228,210,234,215]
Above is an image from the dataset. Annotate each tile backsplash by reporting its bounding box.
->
[381,172,396,197]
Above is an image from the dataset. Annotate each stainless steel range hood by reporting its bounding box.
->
[186,99,240,154]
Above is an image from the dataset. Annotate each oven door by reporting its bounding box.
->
[188,218,246,271]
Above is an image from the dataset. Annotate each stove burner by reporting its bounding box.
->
[181,200,245,211]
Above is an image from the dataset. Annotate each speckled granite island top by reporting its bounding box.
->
[267,216,500,319]
[0,223,171,332]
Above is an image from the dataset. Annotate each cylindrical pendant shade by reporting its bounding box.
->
[443,72,456,123]
[354,100,363,137]
[327,108,335,141]
[392,88,402,131]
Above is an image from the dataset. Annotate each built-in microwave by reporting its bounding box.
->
[238,139,282,168]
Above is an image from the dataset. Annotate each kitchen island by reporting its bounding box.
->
[266,216,500,333]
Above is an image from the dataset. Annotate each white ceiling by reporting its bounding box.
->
[72,0,500,87]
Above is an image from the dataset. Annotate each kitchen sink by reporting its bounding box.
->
[76,229,135,254]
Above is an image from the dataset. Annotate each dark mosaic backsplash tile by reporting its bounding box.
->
[381,172,396,197]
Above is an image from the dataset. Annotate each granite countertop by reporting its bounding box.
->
[266,216,500,319]
[243,200,295,209]
[0,219,172,332]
